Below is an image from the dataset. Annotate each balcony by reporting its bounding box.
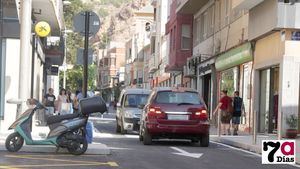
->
[150,23,157,36]
[151,0,157,6]
[183,57,198,78]
[148,53,158,73]
[233,0,264,10]
[176,0,209,14]
[45,37,64,66]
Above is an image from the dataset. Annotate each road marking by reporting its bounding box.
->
[0,166,21,169]
[170,147,203,159]
[5,155,119,167]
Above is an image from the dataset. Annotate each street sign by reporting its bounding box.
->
[73,11,100,36]
[73,11,101,98]
[76,48,93,65]
[35,21,51,37]
[46,66,59,76]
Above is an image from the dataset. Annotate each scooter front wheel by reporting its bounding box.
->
[5,132,24,152]
[67,137,88,155]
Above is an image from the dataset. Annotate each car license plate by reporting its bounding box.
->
[168,115,189,120]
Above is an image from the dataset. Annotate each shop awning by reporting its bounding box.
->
[215,42,253,71]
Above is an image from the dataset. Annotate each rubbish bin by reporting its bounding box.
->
[86,121,94,144]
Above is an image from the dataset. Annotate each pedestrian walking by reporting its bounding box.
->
[73,90,80,114]
[57,88,69,115]
[43,88,56,115]
[67,90,73,103]
[232,91,244,135]
[213,90,233,135]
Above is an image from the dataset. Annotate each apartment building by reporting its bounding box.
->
[98,42,125,102]
[149,0,171,88]
[165,0,193,87]
[177,0,252,131]
[125,4,154,88]
[177,0,300,137]
[238,0,300,136]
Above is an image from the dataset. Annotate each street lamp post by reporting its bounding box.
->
[62,29,73,89]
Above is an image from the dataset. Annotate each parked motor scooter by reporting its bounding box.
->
[5,96,107,155]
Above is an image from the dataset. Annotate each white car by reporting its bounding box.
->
[116,88,151,134]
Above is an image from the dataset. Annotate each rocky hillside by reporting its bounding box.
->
[83,0,150,48]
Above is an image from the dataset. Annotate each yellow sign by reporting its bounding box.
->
[35,21,51,37]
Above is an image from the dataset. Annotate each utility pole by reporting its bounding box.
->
[18,0,32,115]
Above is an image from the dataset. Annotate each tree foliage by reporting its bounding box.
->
[59,64,97,91]
[62,0,98,91]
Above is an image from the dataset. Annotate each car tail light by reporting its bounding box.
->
[190,109,208,121]
[147,106,165,120]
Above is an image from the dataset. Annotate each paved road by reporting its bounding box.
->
[0,109,299,169]
[91,114,299,169]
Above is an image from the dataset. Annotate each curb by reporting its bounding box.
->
[210,136,261,154]
[0,133,110,155]
[0,142,110,155]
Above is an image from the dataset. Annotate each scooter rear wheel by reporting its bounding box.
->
[67,137,88,155]
[5,132,24,152]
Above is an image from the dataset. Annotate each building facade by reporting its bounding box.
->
[165,0,193,87]
[149,0,171,88]
[177,0,252,132]
[0,0,65,132]
[239,0,300,136]
[176,0,300,136]
[124,5,154,88]
[98,42,125,102]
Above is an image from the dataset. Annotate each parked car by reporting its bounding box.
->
[116,88,151,134]
[139,87,209,147]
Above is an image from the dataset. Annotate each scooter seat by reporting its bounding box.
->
[47,113,80,125]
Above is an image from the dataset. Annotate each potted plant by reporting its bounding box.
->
[286,114,298,139]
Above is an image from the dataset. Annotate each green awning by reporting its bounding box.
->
[215,42,253,71]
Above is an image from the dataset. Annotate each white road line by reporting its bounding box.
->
[89,117,116,121]
[170,147,203,158]
[210,141,261,157]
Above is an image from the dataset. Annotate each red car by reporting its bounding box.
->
[139,87,209,147]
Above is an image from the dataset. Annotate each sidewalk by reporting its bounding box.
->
[0,125,110,155]
[210,127,300,164]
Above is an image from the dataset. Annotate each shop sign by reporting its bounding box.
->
[198,64,211,75]
[47,66,58,76]
[198,57,215,76]
[35,21,51,37]
[215,43,252,71]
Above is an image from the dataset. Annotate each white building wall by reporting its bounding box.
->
[1,39,21,133]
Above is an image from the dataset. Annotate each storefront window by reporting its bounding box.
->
[220,67,239,97]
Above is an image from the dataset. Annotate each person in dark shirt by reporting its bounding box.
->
[44,88,56,114]
[232,91,244,135]
[213,90,233,135]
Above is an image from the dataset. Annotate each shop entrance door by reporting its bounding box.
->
[203,74,211,115]
[259,67,279,134]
